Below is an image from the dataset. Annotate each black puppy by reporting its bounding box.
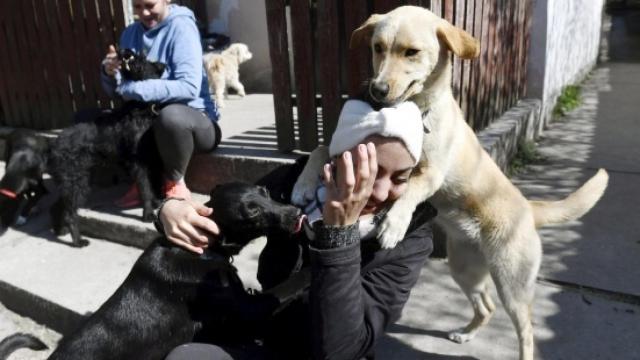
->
[0,182,303,360]
[49,49,165,247]
[0,129,48,233]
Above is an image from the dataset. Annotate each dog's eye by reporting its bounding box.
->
[374,44,383,53]
[405,48,420,57]
[244,203,262,218]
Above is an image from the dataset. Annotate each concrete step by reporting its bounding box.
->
[0,228,142,335]
[0,301,61,360]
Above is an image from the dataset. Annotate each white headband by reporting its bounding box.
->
[329,100,424,165]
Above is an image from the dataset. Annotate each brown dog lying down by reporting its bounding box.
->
[0,183,305,360]
[292,6,608,360]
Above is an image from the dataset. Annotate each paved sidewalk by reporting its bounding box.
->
[376,9,640,359]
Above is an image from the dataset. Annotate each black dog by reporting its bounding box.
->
[0,129,48,233]
[0,182,304,360]
[49,49,165,247]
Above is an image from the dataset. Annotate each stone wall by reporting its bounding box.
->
[527,0,605,129]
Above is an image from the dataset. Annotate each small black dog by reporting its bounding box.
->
[49,49,165,247]
[0,182,304,360]
[0,129,48,233]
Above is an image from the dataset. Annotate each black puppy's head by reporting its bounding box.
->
[1,181,31,232]
[206,182,303,253]
[0,183,22,231]
[118,48,166,81]
[0,166,47,232]
[1,131,48,232]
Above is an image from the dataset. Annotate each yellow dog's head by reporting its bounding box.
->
[351,6,480,105]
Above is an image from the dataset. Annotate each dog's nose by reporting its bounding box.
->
[371,82,390,100]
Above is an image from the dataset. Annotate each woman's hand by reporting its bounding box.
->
[159,199,220,254]
[322,143,378,226]
[102,45,121,77]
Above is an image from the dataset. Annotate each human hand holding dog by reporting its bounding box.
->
[102,45,121,77]
[322,143,378,226]
[159,199,220,254]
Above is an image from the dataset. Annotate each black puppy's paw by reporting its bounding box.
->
[141,210,155,222]
[54,226,70,236]
[142,212,156,222]
[71,239,90,248]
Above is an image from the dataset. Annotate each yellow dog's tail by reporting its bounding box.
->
[530,169,609,227]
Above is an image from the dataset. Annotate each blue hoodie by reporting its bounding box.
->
[101,5,219,121]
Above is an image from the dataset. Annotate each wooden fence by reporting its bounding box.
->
[266,0,533,152]
[0,0,128,129]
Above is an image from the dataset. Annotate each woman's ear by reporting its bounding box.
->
[436,20,480,59]
[350,14,384,49]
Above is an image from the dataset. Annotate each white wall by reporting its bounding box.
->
[527,0,604,127]
[204,0,272,93]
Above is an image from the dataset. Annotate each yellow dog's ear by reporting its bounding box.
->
[350,14,384,49]
[436,21,480,59]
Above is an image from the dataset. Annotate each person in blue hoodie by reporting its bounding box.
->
[102,0,220,204]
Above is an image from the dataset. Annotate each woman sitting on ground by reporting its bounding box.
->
[101,0,220,204]
[157,99,436,359]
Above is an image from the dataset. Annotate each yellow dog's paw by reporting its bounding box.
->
[378,209,412,248]
[291,146,330,207]
[291,174,320,207]
[448,328,477,344]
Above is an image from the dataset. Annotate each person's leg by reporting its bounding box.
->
[153,104,220,197]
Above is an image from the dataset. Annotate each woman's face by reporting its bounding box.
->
[133,0,170,29]
[350,136,414,216]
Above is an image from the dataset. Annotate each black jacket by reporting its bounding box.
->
[255,158,437,360]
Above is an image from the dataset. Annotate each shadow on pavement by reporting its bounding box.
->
[376,333,479,360]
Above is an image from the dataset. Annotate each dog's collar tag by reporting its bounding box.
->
[421,110,431,134]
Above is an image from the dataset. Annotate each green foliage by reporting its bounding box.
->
[508,141,546,177]
[553,85,582,118]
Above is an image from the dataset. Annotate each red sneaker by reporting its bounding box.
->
[115,183,141,208]
[164,179,191,200]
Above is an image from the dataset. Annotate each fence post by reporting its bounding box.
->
[291,0,318,152]
[265,0,295,152]
[317,0,342,145]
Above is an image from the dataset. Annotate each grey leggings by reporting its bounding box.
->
[154,104,221,180]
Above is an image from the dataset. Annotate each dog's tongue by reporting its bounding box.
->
[294,214,307,234]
